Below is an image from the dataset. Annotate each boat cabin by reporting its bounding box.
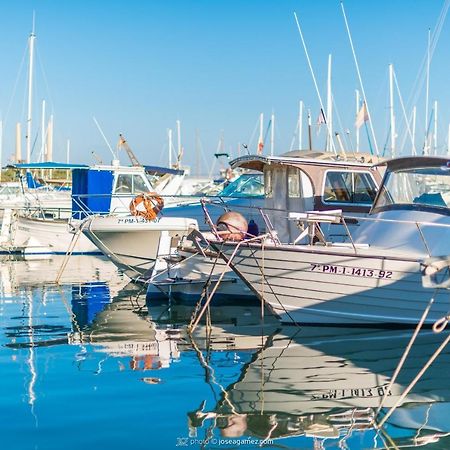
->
[72,164,184,218]
[231,150,384,242]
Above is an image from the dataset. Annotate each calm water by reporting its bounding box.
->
[1,255,450,450]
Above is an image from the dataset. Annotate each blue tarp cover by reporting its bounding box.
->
[72,168,113,218]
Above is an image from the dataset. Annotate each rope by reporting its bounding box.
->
[377,322,450,428]
[55,227,83,283]
[188,235,268,333]
[374,290,437,418]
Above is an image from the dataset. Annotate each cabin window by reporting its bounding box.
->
[323,171,377,205]
[115,174,133,193]
[133,175,148,193]
[287,167,301,198]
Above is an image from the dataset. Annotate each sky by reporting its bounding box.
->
[0,0,449,174]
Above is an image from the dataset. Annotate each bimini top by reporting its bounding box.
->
[230,150,382,172]
[7,162,89,170]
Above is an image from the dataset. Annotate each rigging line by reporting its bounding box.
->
[331,95,355,153]
[35,46,55,109]
[393,68,417,155]
[4,42,29,126]
[404,0,450,115]
[340,1,379,156]
[293,12,337,155]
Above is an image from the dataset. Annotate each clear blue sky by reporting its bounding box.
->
[0,0,448,173]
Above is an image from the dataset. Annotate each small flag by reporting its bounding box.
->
[257,137,264,155]
[316,108,326,135]
[316,108,326,126]
[355,102,369,129]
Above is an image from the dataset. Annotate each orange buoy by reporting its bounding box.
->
[129,192,164,221]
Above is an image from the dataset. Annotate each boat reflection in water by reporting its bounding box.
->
[187,325,450,448]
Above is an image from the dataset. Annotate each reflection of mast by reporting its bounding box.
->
[27,293,37,415]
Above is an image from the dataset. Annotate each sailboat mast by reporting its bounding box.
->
[434,100,438,155]
[326,54,332,152]
[298,100,303,149]
[168,128,173,168]
[41,99,46,162]
[355,89,360,152]
[270,111,275,156]
[26,23,36,163]
[389,64,396,157]
[425,28,431,154]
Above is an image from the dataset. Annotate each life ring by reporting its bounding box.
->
[129,192,164,221]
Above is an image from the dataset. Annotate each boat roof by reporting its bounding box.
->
[376,155,450,171]
[144,165,184,176]
[230,150,382,172]
[8,162,89,170]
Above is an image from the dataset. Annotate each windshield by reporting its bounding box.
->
[375,166,450,210]
[219,174,264,197]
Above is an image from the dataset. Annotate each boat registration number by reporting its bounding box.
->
[117,217,159,224]
[310,263,393,279]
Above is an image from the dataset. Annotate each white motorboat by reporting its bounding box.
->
[81,171,265,281]
[82,215,197,279]
[147,150,383,301]
[208,156,450,325]
[4,162,187,254]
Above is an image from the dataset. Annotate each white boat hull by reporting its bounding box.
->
[216,241,449,325]
[147,247,255,301]
[82,215,198,280]
[8,215,98,254]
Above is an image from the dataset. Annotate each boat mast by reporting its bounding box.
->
[355,90,360,152]
[298,100,303,149]
[424,28,431,155]
[326,54,332,152]
[176,119,181,165]
[46,115,53,162]
[294,12,336,154]
[40,99,46,162]
[270,111,275,156]
[168,128,173,168]
[389,64,396,157]
[16,123,22,163]
[412,106,417,155]
[433,100,438,155]
[307,110,312,150]
[341,2,379,156]
[26,19,36,163]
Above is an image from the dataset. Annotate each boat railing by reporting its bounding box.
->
[288,209,450,258]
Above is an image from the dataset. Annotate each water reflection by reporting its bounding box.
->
[68,282,450,447]
[3,254,450,448]
[188,326,450,447]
